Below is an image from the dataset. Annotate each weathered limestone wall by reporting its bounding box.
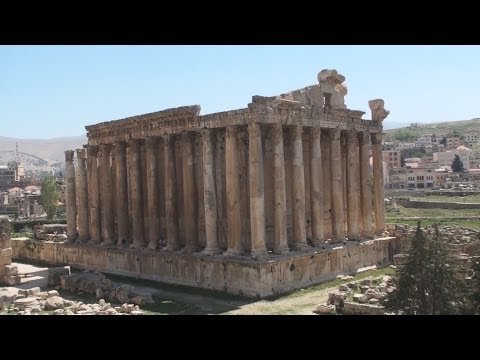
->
[0,216,20,286]
[12,237,402,298]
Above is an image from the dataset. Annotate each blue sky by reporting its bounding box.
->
[1,45,479,139]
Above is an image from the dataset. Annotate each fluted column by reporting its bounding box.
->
[114,141,129,245]
[310,127,324,246]
[224,126,243,256]
[271,123,289,254]
[182,132,199,253]
[65,150,77,241]
[346,131,360,240]
[163,135,180,251]
[358,132,373,238]
[75,148,89,242]
[371,132,385,235]
[86,145,101,243]
[248,122,268,259]
[146,137,161,251]
[291,125,309,251]
[330,128,345,242]
[99,144,114,245]
[129,139,145,248]
[201,129,221,255]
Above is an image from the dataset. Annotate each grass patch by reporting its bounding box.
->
[277,267,395,300]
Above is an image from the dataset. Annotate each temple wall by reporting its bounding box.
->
[12,237,402,298]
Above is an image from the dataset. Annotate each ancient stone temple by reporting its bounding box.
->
[15,69,400,297]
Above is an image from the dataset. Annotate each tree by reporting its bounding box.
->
[451,154,464,172]
[385,222,464,314]
[41,176,59,219]
[385,222,430,314]
[425,225,464,314]
[439,137,447,145]
[464,259,480,314]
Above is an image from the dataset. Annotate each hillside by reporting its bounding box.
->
[384,118,480,142]
[0,135,87,165]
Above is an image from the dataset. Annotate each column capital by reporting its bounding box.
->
[291,125,303,140]
[129,138,141,151]
[65,150,75,162]
[226,126,239,139]
[346,130,359,143]
[75,148,86,160]
[161,134,173,145]
[85,145,99,157]
[310,127,321,138]
[99,143,112,155]
[328,128,341,141]
[358,131,370,145]
[371,132,383,145]
[114,141,127,154]
[270,123,284,146]
[181,131,194,142]
[145,137,158,150]
[248,122,262,137]
[200,128,212,140]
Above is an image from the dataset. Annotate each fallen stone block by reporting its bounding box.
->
[48,267,70,286]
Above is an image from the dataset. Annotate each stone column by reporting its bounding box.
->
[346,131,360,240]
[201,129,221,255]
[224,126,243,256]
[75,148,89,242]
[86,145,101,243]
[182,132,199,253]
[371,133,385,235]
[163,135,180,251]
[129,139,145,248]
[358,132,373,238]
[146,137,161,251]
[114,141,129,245]
[310,127,324,246]
[271,124,289,254]
[248,122,268,259]
[65,150,77,241]
[330,128,345,242]
[291,126,309,251]
[99,144,115,245]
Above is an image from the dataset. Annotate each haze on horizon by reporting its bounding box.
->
[1,45,479,139]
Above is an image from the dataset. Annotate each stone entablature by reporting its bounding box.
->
[86,98,381,146]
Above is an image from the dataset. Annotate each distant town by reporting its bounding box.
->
[383,120,480,191]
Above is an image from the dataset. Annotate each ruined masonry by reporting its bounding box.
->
[16,69,396,298]
[0,217,21,286]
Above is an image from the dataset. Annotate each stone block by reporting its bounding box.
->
[48,267,71,286]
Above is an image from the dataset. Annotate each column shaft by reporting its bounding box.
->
[99,144,115,244]
[358,132,373,238]
[224,126,243,255]
[76,148,89,242]
[310,128,324,246]
[163,135,180,251]
[271,123,289,254]
[249,123,268,259]
[371,133,385,235]
[114,142,129,245]
[330,129,345,242]
[346,131,360,240]
[86,146,101,242]
[129,139,145,247]
[291,126,309,250]
[202,129,221,255]
[146,137,161,250]
[65,150,77,241]
[182,132,199,252]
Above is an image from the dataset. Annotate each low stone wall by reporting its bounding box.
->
[396,198,480,209]
[342,301,385,315]
[12,237,403,298]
